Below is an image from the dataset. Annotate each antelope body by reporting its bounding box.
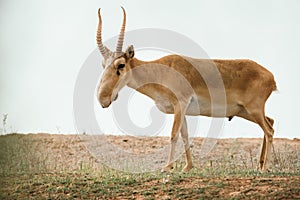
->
[96,7,277,172]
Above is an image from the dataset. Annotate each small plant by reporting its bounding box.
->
[2,114,8,134]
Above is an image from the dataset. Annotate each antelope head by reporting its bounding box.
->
[96,7,135,108]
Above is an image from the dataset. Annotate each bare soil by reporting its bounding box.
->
[0,133,299,199]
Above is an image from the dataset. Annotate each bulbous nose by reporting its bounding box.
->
[101,103,109,108]
[100,99,111,108]
[97,92,111,108]
[97,87,111,108]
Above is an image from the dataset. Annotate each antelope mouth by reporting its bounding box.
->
[113,93,118,101]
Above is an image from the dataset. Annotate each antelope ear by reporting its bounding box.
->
[125,45,134,59]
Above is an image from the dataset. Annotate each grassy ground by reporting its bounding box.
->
[0,133,299,199]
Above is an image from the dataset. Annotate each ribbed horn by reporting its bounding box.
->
[97,8,108,58]
[116,6,126,56]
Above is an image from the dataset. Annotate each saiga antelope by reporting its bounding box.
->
[96,7,277,172]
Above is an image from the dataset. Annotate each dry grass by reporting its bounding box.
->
[0,133,299,199]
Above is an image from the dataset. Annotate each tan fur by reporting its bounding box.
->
[96,8,277,172]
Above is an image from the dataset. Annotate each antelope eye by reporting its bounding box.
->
[117,64,125,70]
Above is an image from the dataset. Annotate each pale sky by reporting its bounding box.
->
[1,0,299,138]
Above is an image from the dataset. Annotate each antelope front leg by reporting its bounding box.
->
[181,116,193,172]
[162,102,187,172]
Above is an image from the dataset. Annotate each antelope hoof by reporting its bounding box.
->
[261,166,270,173]
[182,164,193,173]
[259,168,270,173]
[161,164,173,172]
[259,161,264,170]
[258,165,270,173]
